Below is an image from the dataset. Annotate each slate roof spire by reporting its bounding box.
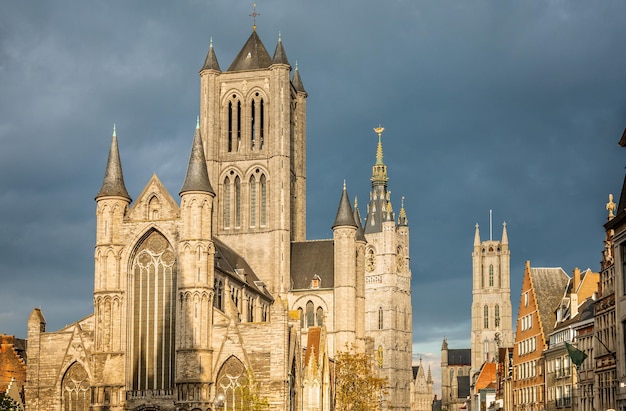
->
[398,196,408,226]
[353,197,367,242]
[180,117,214,196]
[292,61,307,94]
[272,32,290,66]
[201,37,221,72]
[333,181,357,228]
[96,125,131,201]
[228,30,272,72]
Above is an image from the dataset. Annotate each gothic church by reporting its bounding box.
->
[25,25,413,411]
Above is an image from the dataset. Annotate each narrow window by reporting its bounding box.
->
[489,264,494,287]
[306,301,314,327]
[224,177,231,228]
[250,99,256,150]
[481,264,484,288]
[259,99,265,150]
[250,175,257,227]
[260,174,267,226]
[214,279,223,311]
[316,307,324,326]
[234,176,241,227]
[484,305,489,328]
[378,307,384,330]
[495,304,500,327]
[298,307,304,328]
[236,101,241,151]
[228,102,233,152]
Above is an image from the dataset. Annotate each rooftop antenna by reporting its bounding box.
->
[489,209,493,241]
[249,4,260,31]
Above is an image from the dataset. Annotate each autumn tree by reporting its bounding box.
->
[334,345,388,411]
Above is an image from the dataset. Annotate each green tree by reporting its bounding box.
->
[0,394,21,411]
[240,373,269,411]
[334,345,388,411]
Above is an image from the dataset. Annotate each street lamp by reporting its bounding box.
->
[214,392,225,410]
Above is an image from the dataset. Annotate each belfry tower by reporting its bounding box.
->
[198,29,307,296]
[470,219,513,374]
[363,126,413,411]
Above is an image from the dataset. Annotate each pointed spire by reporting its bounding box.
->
[398,196,408,226]
[474,223,481,246]
[96,126,131,201]
[272,31,290,66]
[371,126,388,187]
[333,181,357,229]
[501,221,508,245]
[292,61,307,94]
[228,30,272,72]
[180,119,214,196]
[353,196,367,242]
[201,37,221,72]
[427,365,433,383]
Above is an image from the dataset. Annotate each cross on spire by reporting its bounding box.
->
[250,4,260,31]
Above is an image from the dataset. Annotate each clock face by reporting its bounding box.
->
[366,253,376,272]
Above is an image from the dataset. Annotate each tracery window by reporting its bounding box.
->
[62,362,91,411]
[316,306,324,326]
[216,356,248,410]
[489,265,494,287]
[130,231,176,391]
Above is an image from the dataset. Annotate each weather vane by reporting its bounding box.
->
[250,4,260,31]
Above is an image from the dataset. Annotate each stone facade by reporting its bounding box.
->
[25,27,412,411]
[410,359,433,411]
[470,223,513,375]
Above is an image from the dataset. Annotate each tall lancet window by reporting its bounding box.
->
[234,176,241,227]
[259,99,265,149]
[227,96,242,152]
[489,265,494,287]
[483,305,489,329]
[130,230,177,391]
[260,174,267,226]
[249,175,257,227]
[495,304,500,327]
[224,177,231,229]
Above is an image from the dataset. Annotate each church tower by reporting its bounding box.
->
[363,126,412,411]
[198,29,307,296]
[470,219,513,374]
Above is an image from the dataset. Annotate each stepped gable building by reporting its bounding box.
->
[512,262,569,411]
[440,339,471,411]
[0,334,27,407]
[470,222,514,375]
[24,24,413,411]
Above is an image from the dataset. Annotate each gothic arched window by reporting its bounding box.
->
[378,307,384,330]
[224,177,231,228]
[495,304,500,327]
[214,278,224,311]
[298,307,304,328]
[306,301,315,328]
[260,174,267,226]
[130,231,176,391]
[234,176,241,227]
[250,95,265,151]
[62,362,91,411]
[484,305,489,329]
[249,175,257,227]
[216,356,248,410]
[489,265,494,287]
[316,306,324,326]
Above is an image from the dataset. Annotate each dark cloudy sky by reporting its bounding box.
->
[1,0,624,393]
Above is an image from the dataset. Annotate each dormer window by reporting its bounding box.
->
[311,274,321,289]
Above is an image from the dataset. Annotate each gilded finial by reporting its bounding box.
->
[607,193,616,220]
[278,31,282,42]
[196,115,200,129]
[250,4,260,31]
[371,124,389,186]
[343,179,346,190]
[210,36,213,48]
[113,123,116,137]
